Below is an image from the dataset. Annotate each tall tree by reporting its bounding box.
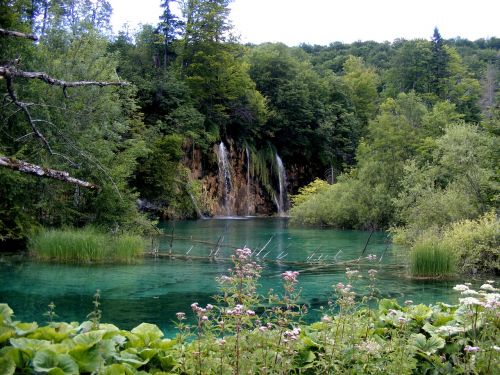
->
[430,27,450,97]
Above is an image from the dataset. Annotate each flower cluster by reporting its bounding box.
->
[234,247,252,261]
[368,269,378,279]
[191,302,213,319]
[226,304,255,317]
[355,340,382,355]
[282,270,299,283]
[345,268,361,279]
[176,312,186,320]
[366,254,378,261]
[464,345,480,353]
[283,327,301,342]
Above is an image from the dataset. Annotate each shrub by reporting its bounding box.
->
[440,211,499,275]
[28,227,145,263]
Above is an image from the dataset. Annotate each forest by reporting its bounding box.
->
[0,0,498,272]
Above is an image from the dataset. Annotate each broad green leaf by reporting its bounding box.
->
[138,348,158,360]
[32,349,79,375]
[155,339,175,350]
[28,326,70,342]
[101,363,138,375]
[432,312,454,327]
[69,346,103,373]
[378,299,401,313]
[131,323,163,345]
[0,304,14,324]
[0,346,28,368]
[410,333,445,355]
[10,338,52,353]
[0,355,15,375]
[159,354,177,370]
[0,326,13,344]
[72,330,106,349]
[14,322,38,336]
[115,349,150,368]
[409,304,433,323]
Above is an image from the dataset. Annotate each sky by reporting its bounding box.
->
[109,0,500,45]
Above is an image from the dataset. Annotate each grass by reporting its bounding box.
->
[29,227,145,263]
[410,241,456,277]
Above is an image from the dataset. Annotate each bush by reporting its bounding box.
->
[440,211,499,275]
[28,227,145,263]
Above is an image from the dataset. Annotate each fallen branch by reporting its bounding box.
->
[0,156,98,190]
[0,66,129,88]
[0,28,38,41]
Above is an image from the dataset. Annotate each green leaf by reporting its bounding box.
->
[0,304,14,324]
[0,355,15,375]
[72,330,106,349]
[101,363,138,375]
[14,321,38,336]
[159,354,177,370]
[130,323,163,345]
[409,304,433,323]
[69,346,103,373]
[32,349,79,375]
[28,326,71,342]
[10,338,52,353]
[378,299,401,313]
[410,333,445,356]
[115,349,150,368]
[0,326,14,344]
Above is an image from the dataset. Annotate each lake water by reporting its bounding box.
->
[0,218,465,336]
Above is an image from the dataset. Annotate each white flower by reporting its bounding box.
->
[461,289,480,295]
[459,297,483,306]
[480,284,496,291]
[453,284,469,292]
[435,325,464,335]
[355,340,382,355]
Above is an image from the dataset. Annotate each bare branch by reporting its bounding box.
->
[0,66,129,88]
[0,156,98,189]
[0,28,38,41]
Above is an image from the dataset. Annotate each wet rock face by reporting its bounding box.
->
[184,141,277,217]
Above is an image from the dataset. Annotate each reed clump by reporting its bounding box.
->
[410,241,456,277]
[29,227,145,263]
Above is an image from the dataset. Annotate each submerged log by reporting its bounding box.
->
[0,156,98,189]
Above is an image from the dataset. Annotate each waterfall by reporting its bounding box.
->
[275,154,289,216]
[216,142,232,215]
[245,146,251,215]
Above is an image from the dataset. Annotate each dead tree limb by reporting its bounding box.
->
[0,28,38,41]
[0,156,98,189]
[0,66,129,88]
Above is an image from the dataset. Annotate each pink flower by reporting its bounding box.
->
[282,270,299,283]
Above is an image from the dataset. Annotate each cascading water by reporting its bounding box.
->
[216,142,233,215]
[245,146,251,215]
[275,154,289,216]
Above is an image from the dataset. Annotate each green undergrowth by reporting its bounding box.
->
[28,227,145,263]
[1,248,499,374]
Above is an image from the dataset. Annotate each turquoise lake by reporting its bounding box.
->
[0,218,467,336]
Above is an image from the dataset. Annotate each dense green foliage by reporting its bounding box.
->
[0,0,499,254]
[29,227,145,263]
[1,248,499,374]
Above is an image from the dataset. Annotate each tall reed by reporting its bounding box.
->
[410,241,456,277]
[29,227,145,263]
